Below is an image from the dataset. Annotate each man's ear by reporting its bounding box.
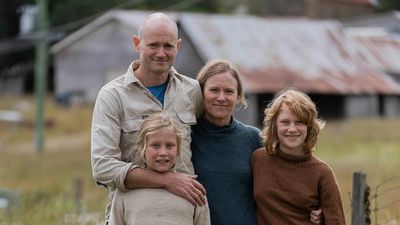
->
[176,38,182,51]
[133,35,140,52]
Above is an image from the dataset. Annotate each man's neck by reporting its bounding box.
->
[134,67,169,87]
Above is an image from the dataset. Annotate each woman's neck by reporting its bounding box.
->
[204,114,232,127]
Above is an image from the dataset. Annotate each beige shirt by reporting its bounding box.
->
[109,188,211,225]
[91,61,203,220]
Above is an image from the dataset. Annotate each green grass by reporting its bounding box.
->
[0,96,399,224]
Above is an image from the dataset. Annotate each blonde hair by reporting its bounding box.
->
[261,88,325,155]
[196,59,247,109]
[135,111,185,168]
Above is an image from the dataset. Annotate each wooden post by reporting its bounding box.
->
[351,171,367,225]
[74,177,82,214]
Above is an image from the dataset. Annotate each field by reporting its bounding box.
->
[0,96,399,224]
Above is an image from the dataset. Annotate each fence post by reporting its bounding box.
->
[351,171,367,225]
[74,177,82,214]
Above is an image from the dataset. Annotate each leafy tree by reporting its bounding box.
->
[0,0,223,40]
[377,0,400,11]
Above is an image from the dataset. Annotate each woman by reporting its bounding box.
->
[109,112,210,225]
[191,59,261,225]
[252,88,345,225]
[191,60,323,225]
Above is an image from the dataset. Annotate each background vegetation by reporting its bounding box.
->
[1,0,400,40]
[0,96,399,224]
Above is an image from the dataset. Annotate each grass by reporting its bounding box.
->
[0,96,106,225]
[0,95,399,224]
[316,118,400,224]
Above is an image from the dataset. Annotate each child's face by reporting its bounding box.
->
[276,103,308,155]
[145,126,178,173]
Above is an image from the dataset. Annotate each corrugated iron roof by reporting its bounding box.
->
[179,13,400,94]
[50,10,177,53]
[51,10,400,94]
[350,35,400,74]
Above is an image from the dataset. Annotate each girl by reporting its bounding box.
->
[109,112,210,225]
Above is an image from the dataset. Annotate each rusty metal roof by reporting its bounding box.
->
[179,13,400,94]
[350,35,400,74]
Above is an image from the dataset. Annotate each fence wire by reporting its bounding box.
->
[367,175,400,225]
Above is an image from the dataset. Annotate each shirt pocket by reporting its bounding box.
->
[120,119,143,162]
[174,94,197,126]
[176,110,197,125]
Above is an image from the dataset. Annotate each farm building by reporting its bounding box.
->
[244,0,377,19]
[50,10,400,127]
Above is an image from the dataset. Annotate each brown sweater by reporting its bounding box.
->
[252,148,346,225]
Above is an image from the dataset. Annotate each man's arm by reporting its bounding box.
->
[124,167,206,206]
[91,89,132,191]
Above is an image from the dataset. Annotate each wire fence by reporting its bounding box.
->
[352,172,400,225]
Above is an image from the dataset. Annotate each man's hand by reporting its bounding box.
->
[164,172,206,206]
[310,208,323,224]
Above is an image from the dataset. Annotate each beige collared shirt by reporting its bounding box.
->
[91,60,203,219]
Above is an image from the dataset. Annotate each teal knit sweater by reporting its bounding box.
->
[191,117,262,225]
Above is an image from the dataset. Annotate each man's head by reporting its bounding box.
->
[133,13,181,77]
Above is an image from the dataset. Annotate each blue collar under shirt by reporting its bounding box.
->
[146,78,169,105]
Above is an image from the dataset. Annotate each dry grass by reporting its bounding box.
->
[316,118,400,224]
[0,95,399,224]
[0,96,106,225]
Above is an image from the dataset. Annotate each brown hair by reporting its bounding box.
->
[196,59,247,109]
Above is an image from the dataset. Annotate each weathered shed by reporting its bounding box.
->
[51,10,400,126]
[178,13,400,124]
[349,35,400,117]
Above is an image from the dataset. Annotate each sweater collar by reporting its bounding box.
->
[276,147,311,162]
[198,116,237,133]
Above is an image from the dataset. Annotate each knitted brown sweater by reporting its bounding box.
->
[252,148,346,225]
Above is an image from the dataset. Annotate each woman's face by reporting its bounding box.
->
[276,103,308,155]
[145,126,178,173]
[203,72,239,126]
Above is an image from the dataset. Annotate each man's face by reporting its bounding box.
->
[135,26,181,76]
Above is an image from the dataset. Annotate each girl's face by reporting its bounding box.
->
[276,103,308,155]
[145,126,178,173]
[202,72,239,126]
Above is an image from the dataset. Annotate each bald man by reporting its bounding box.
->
[91,12,205,223]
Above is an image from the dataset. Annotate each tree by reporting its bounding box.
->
[378,0,400,11]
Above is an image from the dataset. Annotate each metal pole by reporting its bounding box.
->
[34,0,48,153]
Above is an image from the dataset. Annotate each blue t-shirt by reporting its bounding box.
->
[147,78,168,105]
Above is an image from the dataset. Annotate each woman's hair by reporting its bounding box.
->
[261,88,325,155]
[196,59,247,109]
[135,111,185,168]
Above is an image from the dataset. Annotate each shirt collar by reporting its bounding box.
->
[123,60,179,87]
